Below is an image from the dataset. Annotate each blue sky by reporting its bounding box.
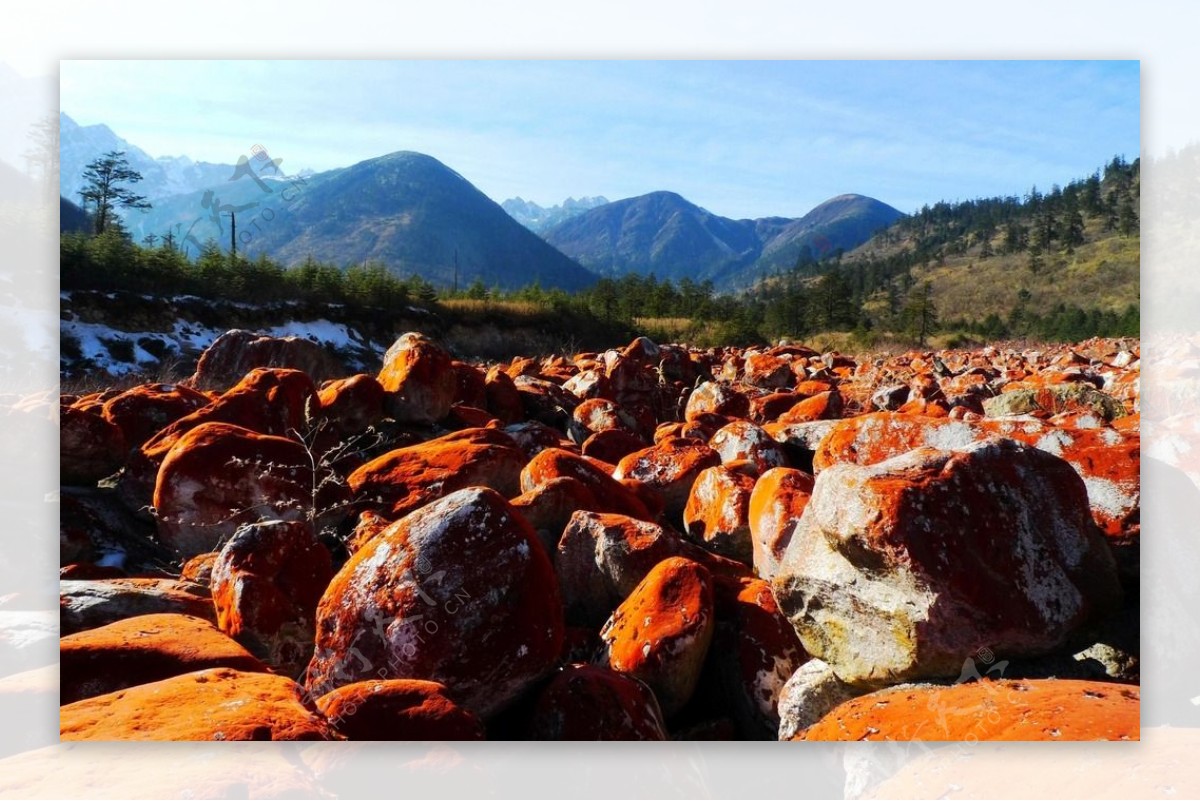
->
[60,60,1140,219]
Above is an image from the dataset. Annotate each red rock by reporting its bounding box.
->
[347,428,527,521]
[101,383,211,449]
[812,412,1141,559]
[775,390,843,424]
[743,352,795,389]
[682,465,757,563]
[708,421,788,472]
[513,374,579,427]
[68,390,117,414]
[581,428,648,464]
[61,406,126,486]
[799,679,1139,741]
[445,404,497,429]
[710,576,808,738]
[306,488,563,719]
[315,374,385,435]
[503,421,577,458]
[557,511,686,626]
[793,380,835,397]
[600,556,715,716]
[378,332,456,423]
[211,520,333,676]
[613,438,722,519]
[505,356,541,378]
[569,397,641,443]
[605,353,657,396]
[521,448,652,521]
[772,439,1123,686]
[528,663,667,740]
[180,552,217,585]
[316,679,485,740]
[187,329,345,391]
[136,368,317,486]
[60,667,335,741]
[483,366,525,424]
[622,336,661,365]
[60,578,216,635]
[59,613,268,704]
[152,422,325,557]
[685,381,749,422]
[561,368,611,401]
[510,475,599,554]
[747,467,815,581]
[897,397,950,417]
[811,412,970,473]
[749,391,805,424]
[451,361,489,409]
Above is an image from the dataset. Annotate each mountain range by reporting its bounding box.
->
[59,112,287,204]
[501,196,610,233]
[542,191,903,288]
[61,113,903,292]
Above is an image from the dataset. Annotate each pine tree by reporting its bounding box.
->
[78,151,151,235]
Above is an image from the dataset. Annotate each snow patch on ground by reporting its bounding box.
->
[266,320,363,350]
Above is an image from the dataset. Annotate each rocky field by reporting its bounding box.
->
[52,330,1140,741]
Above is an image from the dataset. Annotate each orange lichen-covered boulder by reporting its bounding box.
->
[126,368,317,509]
[101,383,211,450]
[513,374,579,427]
[581,428,648,464]
[528,663,667,740]
[451,361,489,409]
[59,613,268,704]
[613,438,721,519]
[152,422,321,558]
[315,374,386,435]
[306,488,563,719]
[144,368,316,461]
[771,439,1122,687]
[483,366,525,424]
[811,412,977,473]
[510,476,599,555]
[187,330,345,391]
[708,421,787,473]
[60,578,216,635]
[378,332,456,423]
[798,679,1139,741]
[520,447,651,521]
[682,464,757,564]
[60,406,126,486]
[568,398,641,443]
[749,391,805,424]
[710,576,808,739]
[60,668,336,741]
[600,556,715,717]
[347,428,527,522]
[556,511,696,626]
[747,467,815,581]
[316,679,485,741]
[684,381,749,422]
[775,390,843,424]
[742,352,795,389]
[503,421,576,458]
[211,520,333,676]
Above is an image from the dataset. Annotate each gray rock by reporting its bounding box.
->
[771,439,1123,686]
[777,658,861,740]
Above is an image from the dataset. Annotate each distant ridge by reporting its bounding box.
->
[543,190,903,289]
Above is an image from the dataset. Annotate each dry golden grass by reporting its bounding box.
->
[439,298,547,316]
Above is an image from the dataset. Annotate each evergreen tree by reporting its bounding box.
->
[78,151,152,235]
